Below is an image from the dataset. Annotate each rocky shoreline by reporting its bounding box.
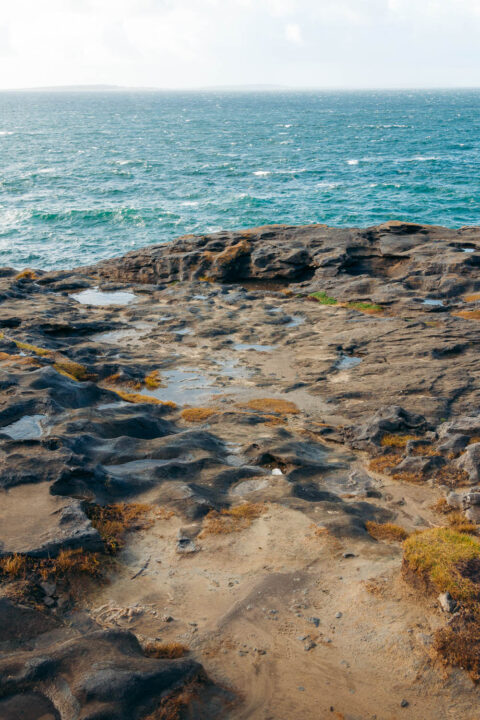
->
[1,222,480,719]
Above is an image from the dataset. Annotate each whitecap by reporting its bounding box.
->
[0,131,14,136]
[182,201,199,207]
[253,170,271,176]
[347,159,359,166]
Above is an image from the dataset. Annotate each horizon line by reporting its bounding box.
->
[2,83,480,93]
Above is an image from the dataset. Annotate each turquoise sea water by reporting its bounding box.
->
[1,89,480,270]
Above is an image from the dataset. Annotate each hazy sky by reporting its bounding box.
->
[1,0,480,90]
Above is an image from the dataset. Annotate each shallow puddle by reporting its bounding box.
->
[286,315,305,328]
[104,458,184,476]
[71,287,137,306]
[336,354,362,370]
[234,343,276,352]
[462,247,476,253]
[143,368,226,405]
[422,298,444,306]
[1,414,46,440]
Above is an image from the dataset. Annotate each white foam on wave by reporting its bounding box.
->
[347,159,359,166]
[253,170,271,176]
[0,131,14,136]
[182,201,199,207]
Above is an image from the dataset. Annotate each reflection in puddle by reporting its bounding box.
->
[143,368,225,405]
[1,414,46,440]
[104,458,182,476]
[286,315,304,328]
[234,343,276,352]
[336,354,362,370]
[71,287,137,306]
[462,248,476,253]
[215,358,251,379]
[423,298,444,306]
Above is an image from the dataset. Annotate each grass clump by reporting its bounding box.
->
[309,291,338,305]
[380,433,419,449]
[113,389,177,408]
[454,309,480,320]
[15,269,38,281]
[143,641,189,659]
[368,452,402,474]
[200,503,266,536]
[14,340,52,357]
[403,527,480,602]
[49,548,101,578]
[244,398,299,415]
[434,606,480,683]
[447,512,478,535]
[346,301,383,314]
[87,503,152,553]
[0,553,27,578]
[432,497,454,515]
[144,680,203,720]
[54,360,96,382]
[366,521,409,542]
[463,293,480,303]
[145,370,163,389]
[181,407,215,423]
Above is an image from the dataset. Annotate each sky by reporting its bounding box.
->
[1,0,480,90]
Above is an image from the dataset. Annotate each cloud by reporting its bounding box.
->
[1,0,480,88]
[285,23,303,45]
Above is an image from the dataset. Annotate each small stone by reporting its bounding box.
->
[342,552,356,559]
[400,699,409,708]
[40,581,56,597]
[298,686,305,691]
[304,640,316,651]
[438,591,456,614]
[308,617,321,627]
[335,612,343,619]
[271,468,283,476]
[297,634,308,642]
[161,615,174,623]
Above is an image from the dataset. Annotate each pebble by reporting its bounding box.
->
[308,617,321,627]
[335,612,343,619]
[342,552,356,559]
[304,640,316,651]
[400,699,409,708]
[40,581,56,597]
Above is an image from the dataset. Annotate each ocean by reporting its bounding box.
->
[1,89,479,270]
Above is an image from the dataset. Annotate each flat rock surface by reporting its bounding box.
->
[1,222,480,719]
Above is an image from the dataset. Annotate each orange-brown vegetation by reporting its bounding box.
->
[243,398,299,415]
[181,407,216,422]
[54,360,96,382]
[87,502,152,552]
[366,521,409,542]
[380,433,419,448]
[113,389,177,408]
[145,370,163,389]
[143,642,189,659]
[15,269,38,281]
[454,309,480,320]
[200,503,267,536]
